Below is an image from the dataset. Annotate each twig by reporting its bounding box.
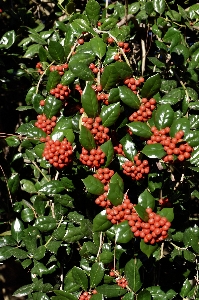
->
[31,161,50,182]
[124,0,128,25]
[105,0,109,18]
[36,61,55,94]
[0,165,13,206]
[96,232,103,259]
[117,14,135,27]
[67,41,78,62]
[141,38,146,75]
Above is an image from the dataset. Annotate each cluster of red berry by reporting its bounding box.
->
[35,115,57,135]
[147,127,193,162]
[159,197,172,208]
[129,98,156,122]
[122,155,149,180]
[42,137,73,169]
[95,192,111,208]
[106,196,135,224]
[49,64,68,75]
[117,41,131,53]
[124,77,145,94]
[116,277,128,289]
[114,144,125,156]
[50,83,71,101]
[36,62,44,75]
[93,168,114,184]
[82,116,110,145]
[79,290,97,300]
[130,208,171,244]
[89,63,104,74]
[79,147,106,168]
[75,84,83,95]
[97,92,109,105]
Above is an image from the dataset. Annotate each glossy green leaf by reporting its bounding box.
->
[72,18,96,36]
[6,136,20,147]
[160,88,184,105]
[135,204,149,222]
[11,218,24,243]
[158,208,174,222]
[93,210,113,232]
[69,61,94,81]
[183,225,199,253]
[140,240,158,258]
[118,86,140,109]
[21,208,35,222]
[129,2,140,14]
[100,102,120,127]
[8,173,20,194]
[20,179,37,193]
[0,246,13,261]
[72,267,88,290]
[0,30,16,49]
[63,226,84,242]
[70,52,95,65]
[114,61,132,80]
[85,0,100,24]
[138,190,155,210]
[13,284,34,297]
[125,258,142,292]
[82,175,104,195]
[183,250,195,263]
[25,87,37,105]
[110,172,124,191]
[79,125,96,151]
[154,104,174,129]
[108,88,120,104]
[61,70,76,85]
[107,181,123,206]
[101,18,118,30]
[90,262,104,288]
[180,278,192,298]
[190,147,199,166]
[141,74,161,98]
[10,248,28,259]
[96,284,127,297]
[91,294,104,300]
[48,41,65,62]
[100,140,114,167]
[23,44,41,58]
[184,131,199,147]
[128,122,152,139]
[50,117,72,141]
[32,94,45,114]
[101,65,120,90]
[90,37,106,59]
[39,181,65,195]
[35,216,57,232]
[53,290,77,300]
[104,46,118,65]
[169,118,190,137]
[44,95,62,119]
[34,143,45,158]
[142,144,166,159]
[147,286,167,300]
[16,123,46,139]
[123,140,137,161]
[153,0,165,14]
[46,71,61,92]
[99,251,113,263]
[82,83,99,118]
[115,221,134,243]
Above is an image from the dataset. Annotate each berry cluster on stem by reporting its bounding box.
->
[80,147,106,168]
[50,83,71,101]
[129,98,156,122]
[93,168,114,184]
[82,116,110,145]
[35,115,57,135]
[122,155,149,180]
[49,63,68,75]
[124,76,145,94]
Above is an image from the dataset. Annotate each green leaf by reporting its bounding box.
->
[183,250,195,263]
[137,290,152,300]
[32,94,45,114]
[72,267,88,290]
[0,246,13,261]
[122,139,137,161]
[141,74,161,98]
[101,65,120,90]
[107,181,123,206]
[160,88,184,105]
[16,123,46,139]
[25,87,37,105]
[82,83,99,118]
[135,204,149,222]
[0,30,16,49]
[100,102,120,127]
[100,140,114,167]
[63,226,85,242]
[23,44,41,58]
[90,262,104,288]
[172,45,189,64]
[91,294,104,300]
[90,37,107,59]
[69,61,94,81]
[110,172,124,191]
[20,179,37,193]
[129,2,140,14]
[13,284,34,297]
[34,216,57,232]
[8,173,20,194]
[108,88,120,104]
[5,136,20,147]
[21,208,35,222]
[158,208,174,222]
[125,258,142,292]
[104,46,118,65]
[72,17,97,36]
[93,210,113,232]
[180,279,192,298]
[184,131,199,147]
[53,291,77,300]
[48,41,65,62]
[99,251,113,263]
[39,181,65,195]
[10,248,28,259]
[44,95,62,119]
[11,218,24,243]
[114,61,132,80]
[138,190,155,210]
[46,71,61,92]
[85,0,100,25]
[115,221,134,243]
[147,286,166,300]
[183,225,199,253]
[140,240,158,258]
[50,117,72,141]
[34,143,45,158]
[142,144,166,159]
[118,86,140,109]
[61,70,76,86]
[70,52,95,65]
[82,175,104,195]
[154,104,174,129]
[96,284,127,297]
[79,125,96,151]
[101,18,118,30]
[127,122,152,139]
[153,0,165,14]
[190,147,199,166]
[169,118,190,137]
